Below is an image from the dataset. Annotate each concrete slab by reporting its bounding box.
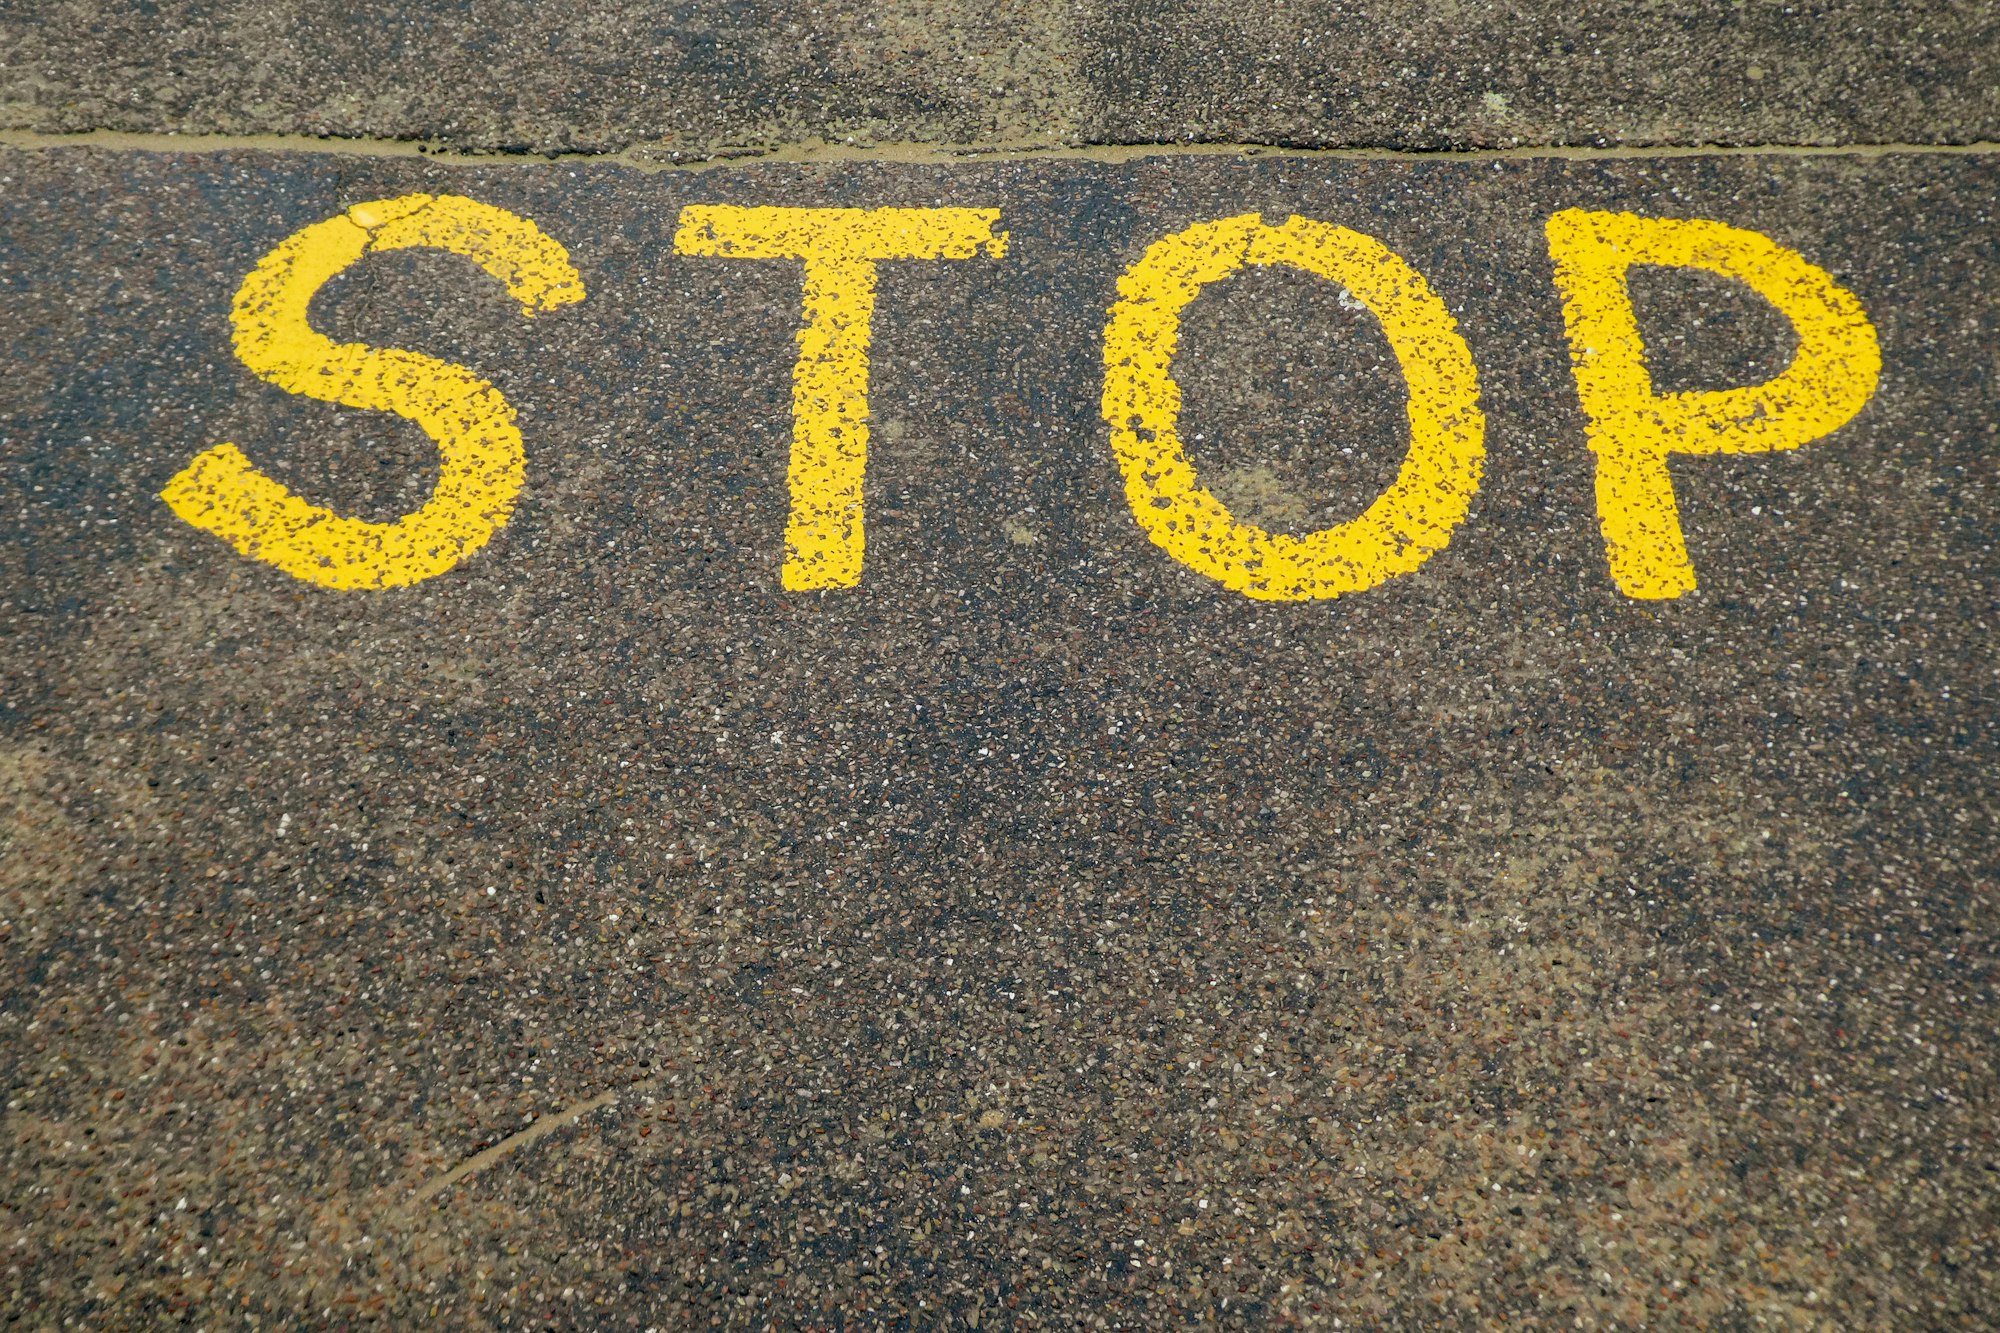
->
[2,3,1996,155]
[1,144,1994,1325]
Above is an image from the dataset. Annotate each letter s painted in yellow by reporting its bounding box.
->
[161,193,584,589]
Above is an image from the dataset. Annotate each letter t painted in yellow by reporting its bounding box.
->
[675,206,1008,591]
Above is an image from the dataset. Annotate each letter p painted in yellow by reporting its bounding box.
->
[1545,209,1880,600]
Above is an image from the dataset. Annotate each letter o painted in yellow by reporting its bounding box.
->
[1101,214,1486,601]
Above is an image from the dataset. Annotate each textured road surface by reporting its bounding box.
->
[3,5,1999,1331]
[5,1,1999,154]
[5,146,1996,1329]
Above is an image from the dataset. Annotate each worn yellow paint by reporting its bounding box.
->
[673,206,1008,591]
[1545,209,1881,600]
[160,193,583,589]
[1101,214,1486,601]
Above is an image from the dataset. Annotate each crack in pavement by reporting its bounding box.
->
[406,1076,665,1209]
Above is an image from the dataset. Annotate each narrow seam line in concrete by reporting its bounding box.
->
[3,128,1998,172]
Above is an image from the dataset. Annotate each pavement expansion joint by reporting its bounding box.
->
[4,127,1999,170]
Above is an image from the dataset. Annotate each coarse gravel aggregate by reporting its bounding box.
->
[1,145,1996,1326]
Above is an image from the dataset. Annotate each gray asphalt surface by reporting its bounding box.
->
[2,5,1998,1331]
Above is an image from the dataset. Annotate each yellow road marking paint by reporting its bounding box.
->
[1101,214,1486,601]
[674,206,1008,591]
[1545,209,1881,600]
[158,193,1887,606]
[160,193,584,589]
